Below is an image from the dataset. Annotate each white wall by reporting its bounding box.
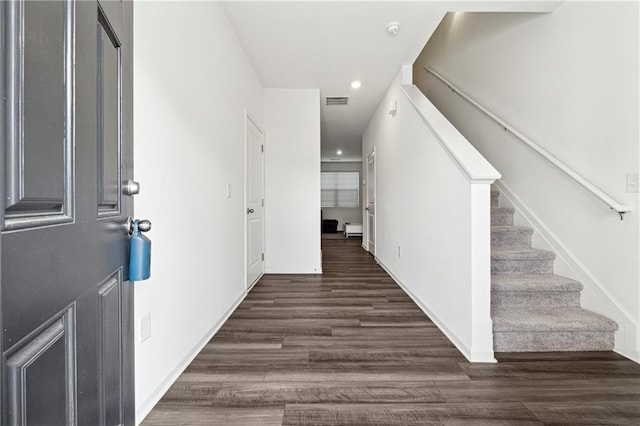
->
[263,89,322,273]
[414,3,640,360]
[362,70,499,362]
[322,161,363,231]
[133,2,263,422]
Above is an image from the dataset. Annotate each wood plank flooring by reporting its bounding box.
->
[143,237,640,425]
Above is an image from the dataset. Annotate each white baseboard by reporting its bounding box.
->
[494,180,639,364]
[264,268,323,274]
[377,259,495,363]
[135,289,249,424]
[247,272,264,291]
[615,348,640,364]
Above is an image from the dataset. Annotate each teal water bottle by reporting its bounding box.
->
[129,219,151,281]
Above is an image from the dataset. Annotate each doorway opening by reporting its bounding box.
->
[320,163,363,241]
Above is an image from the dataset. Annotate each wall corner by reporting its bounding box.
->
[401,64,413,85]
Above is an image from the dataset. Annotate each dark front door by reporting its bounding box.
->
[1,0,134,424]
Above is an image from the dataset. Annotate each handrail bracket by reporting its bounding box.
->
[612,208,628,221]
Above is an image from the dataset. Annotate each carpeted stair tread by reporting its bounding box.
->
[491,190,500,207]
[491,206,514,214]
[491,206,515,226]
[492,307,618,332]
[491,226,533,248]
[491,226,533,235]
[491,248,556,261]
[492,274,583,292]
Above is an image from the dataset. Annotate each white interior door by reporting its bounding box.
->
[246,115,265,289]
[366,151,376,255]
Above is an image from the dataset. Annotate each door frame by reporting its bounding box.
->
[244,110,265,290]
[0,1,5,415]
[365,149,376,254]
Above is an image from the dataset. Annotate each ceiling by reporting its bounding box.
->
[222,1,562,162]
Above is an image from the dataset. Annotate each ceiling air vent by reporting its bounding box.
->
[326,96,349,106]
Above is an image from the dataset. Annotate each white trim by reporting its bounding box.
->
[494,180,639,363]
[377,259,496,363]
[263,268,323,274]
[247,272,263,292]
[135,289,249,424]
[401,84,501,183]
[425,67,631,218]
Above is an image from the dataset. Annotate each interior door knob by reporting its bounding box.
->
[126,217,152,235]
[122,179,140,196]
[137,220,152,232]
[247,208,255,214]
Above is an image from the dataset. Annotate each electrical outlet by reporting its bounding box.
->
[627,173,639,193]
[398,246,402,258]
[226,183,232,198]
[140,313,151,343]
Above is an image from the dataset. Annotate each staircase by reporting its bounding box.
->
[490,188,618,352]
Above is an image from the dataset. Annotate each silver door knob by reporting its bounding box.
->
[247,208,255,214]
[137,220,152,232]
[123,179,140,196]
[126,217,152,235]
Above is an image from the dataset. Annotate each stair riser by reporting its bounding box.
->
[491,213,513,226]
[491,233,531,248]
[491,259,554,275]
[492,291,580,309]
[493,330,614,352]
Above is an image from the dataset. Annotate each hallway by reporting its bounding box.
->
[143,238,640,425]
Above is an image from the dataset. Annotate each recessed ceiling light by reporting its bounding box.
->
[350,80,362,89]
[336,150,343,155]
[386,22,401,36]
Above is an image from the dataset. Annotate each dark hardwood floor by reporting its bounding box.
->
[143,237,640,425]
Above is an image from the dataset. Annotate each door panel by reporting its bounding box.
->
[248,220,262,269]
[20,1,66,206]
[4,0,73,229]
[98,274,122,426]
[5,307,75,426]
[97,11,121,215]
[246,116,264,288]
[1,0,134,424]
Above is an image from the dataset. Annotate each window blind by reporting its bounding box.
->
[321,172,359,208]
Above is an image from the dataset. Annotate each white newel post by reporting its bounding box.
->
[469,182,497,362]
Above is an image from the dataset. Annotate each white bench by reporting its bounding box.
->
[344,223,363,238]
